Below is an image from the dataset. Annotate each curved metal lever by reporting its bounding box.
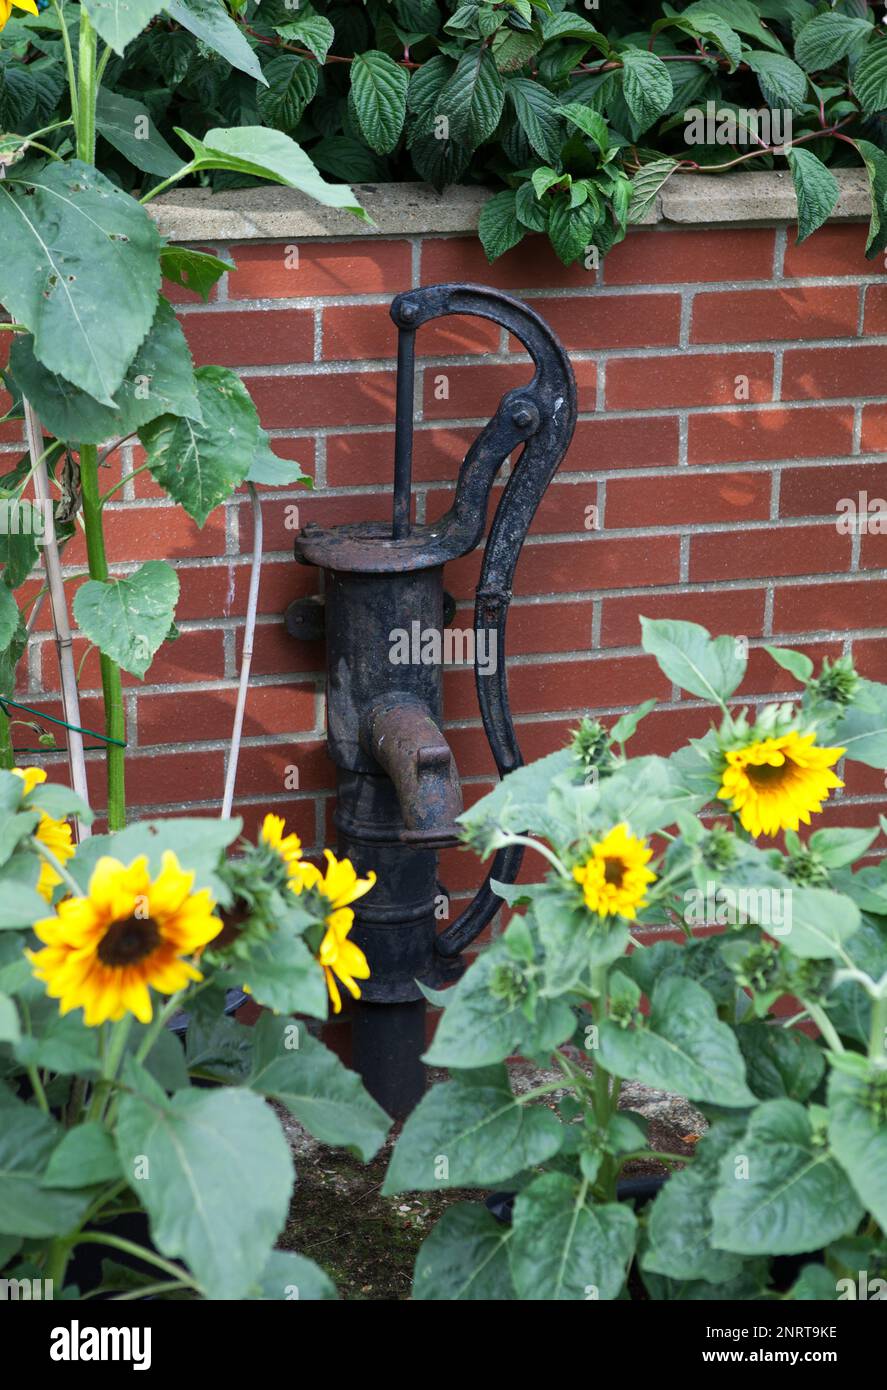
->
[385,286,578,957]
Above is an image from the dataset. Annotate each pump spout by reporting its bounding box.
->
[363,694,463,848]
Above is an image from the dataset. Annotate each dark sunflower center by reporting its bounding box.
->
[746,759,794,788]
[603,857,625,887]
[98,915,161,967]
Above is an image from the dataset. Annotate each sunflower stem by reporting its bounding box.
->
[76,7,97,164]
[26,1063,50,1114]
[869,992,887,1065]
[87,1016,133,1123]
[805,1000,844,1055]
[0,707,14,770]
[64,1231,196,1287]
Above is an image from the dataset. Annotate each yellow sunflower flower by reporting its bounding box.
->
[13,766,74,902]
[27,852,222,1026]
[308,850,375,1013]
[0,0,39,32]
[261,812,315,894]
[573,823,656,920]
[717,729,844,838]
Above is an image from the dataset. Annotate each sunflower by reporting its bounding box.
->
[13,766,74,902]
[717,729,844,838]
[573,823,656,919]
[27,852,222,1026]
[0,0,38,31]
[307,850,375,1013]
[261,813,315,894]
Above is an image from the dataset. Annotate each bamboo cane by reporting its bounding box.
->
[23,400,91,839]
[221,483,263,820]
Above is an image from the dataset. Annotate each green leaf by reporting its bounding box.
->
[73,559,179,681]
[763,644,813,682]
[438,45,505,146]
[159,246,233,303]
[620,49,674,133]
[247,430,311,486]
[83,0,166,56]
[95,88,182,176]
[781,886,860,961]
[736,1021,824,1102]
[384,1065,562,1194]
[0,161,162,406]
[556,102,608,156]
[0,991,19,1044]
[787,1263,841,1299]
[235,926,328,1020]
[25,781,93,825]
[14,1007,101,1076]
[808,825,879,869]
[115,1079,293,1299]
[165,0,266,83]
[642,1119,747,1283]
[506,77,563,163]
[599,975,755,1107]
[0,587,20,654]
[746,50,808,108]
[534,888,630,994]
[248,1014,389,1162]
[42,1122,122,1188]
[139,365,258,526]
[0,1086,92,1238]
[627,156,678,224]
[547,195,600,267]
[174,126,365,217]
[74,816,240,899]
[274,7,335,64]
[853,38,887,114]
[247,1248,337,1300]
[828,1066,887,1231]
[510,1173,636,1300]
[540,11,609,53]
[492,25,542,74]
[423,941,575,1069]
[610,697,657,746]
[350,49,409,154]
[641,616,746,704]
[413,1203,515,1300]
[832,679,887,768]
[710,1099,864,1255]
[9,298,201,445]
[795,11,872,73]
[787,147,839,243]
[258,54,319,133]
[478,188,525,261]
[855,137,887,260]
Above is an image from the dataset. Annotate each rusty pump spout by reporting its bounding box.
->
[288,284,576,1117]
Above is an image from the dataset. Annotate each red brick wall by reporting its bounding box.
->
[4,219,886,910]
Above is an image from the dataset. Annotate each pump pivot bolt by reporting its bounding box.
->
[512,406,534,428]
[398,302,419,324]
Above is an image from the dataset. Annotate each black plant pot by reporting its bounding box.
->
[486,1174,667,1225]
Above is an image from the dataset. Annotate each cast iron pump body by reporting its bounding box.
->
[290,284,577,1117]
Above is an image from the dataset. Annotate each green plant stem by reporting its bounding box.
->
[51,0,79,144]
[110,1279,195,1301]
[79,445,126,827]
[65,1231,197,1287]
[0,707,14,770]
[101,457,153,504]
[87,1015,133,1122]
[45,1237,71,1291]
[26,1063,50,1114]
[869,992,887,1065]
[30,835,83,898]
[76,7,97,164]
[805,1000,844,1055]
[139,163,197,205]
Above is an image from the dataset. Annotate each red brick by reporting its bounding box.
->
[601,588,766,649]
[687,406,854,465]
[444,534,680,602]
[235,740,332,796]
[841,760,886,797]
[63,506,227,567]
[181,308,313,367]
[85,750,225,809]
[628,704,718,756]
[568,415,680,470]
[447,718,575,778]
[423,359,596,419]
[252,490,400,553]
[426,478,595,537]
[236,622,323,678]
[444,654,668,720]
[322,304,499,360]
[42,629,226,691]
[738,641,841,698]
[227,241,411,299]
[779,462,887,518]
[772,579,886,634]
[860,528,887,569]
[860,404,887,453]
[326,426,478,488]
[138,681,317,745]
[851,637,887,684]
[518,294,681,350]
[690,523,850,583]
[782,224,878,278]
[606,469,769,528]
[603,228,776,286]
[235,799,317,847]
[421,235,594,291]
[782,344,887,400]
[248,370,397,429]
[692,286,859,344]
[606,353,773,410]
[499,600,595,656]
[863,282,887,335]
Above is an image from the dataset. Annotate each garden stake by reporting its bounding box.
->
[290,284,576,1116]
[221,482,263,819]
[23,398,91,839]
